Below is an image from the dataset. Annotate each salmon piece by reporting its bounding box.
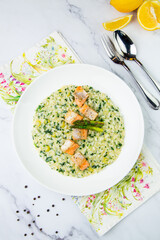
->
[79,160,90,171]
[65,111,83,125]
[79,104,88,114]
[71,152,89,171]
[74,86,88,107]
[72,128,88,140]
[61,140,79,155]
[71,152,84,166]
[79,104,98,120]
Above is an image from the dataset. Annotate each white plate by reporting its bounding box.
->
[13,64,144,196]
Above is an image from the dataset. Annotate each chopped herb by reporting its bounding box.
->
[62,110,67,113]
[44,129,53,135]
[36,104,44,112]
[56,124,61,130]
[46,157,52,162]
[117,142,122,148]
[60,162,65,166]
[97,103,102,112]
[92,165,100,168]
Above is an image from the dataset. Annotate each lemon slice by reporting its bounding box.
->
[103,15,133,31]
[110,0,143,13]
[137,0,160,31]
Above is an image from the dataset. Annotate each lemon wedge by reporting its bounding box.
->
[103,15,133,31]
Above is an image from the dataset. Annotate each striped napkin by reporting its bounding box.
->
[0,31,160,236]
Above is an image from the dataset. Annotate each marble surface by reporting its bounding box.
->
[0,0,160,239]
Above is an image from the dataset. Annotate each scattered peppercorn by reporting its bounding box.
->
[33,198,36,200]
[55,231,58,234]
[16,210,19,213]
[47,209,50,212]
[38,196,41,198]
[37,215,40,217]
[28,224,31,227]
[24,233,27,236]
[40,228,42,231]
[56,213,59,216]
[24,185,28,188]
[27,211,30,214]
[31,233,34,235]
[52,204,55,207]
[17,219,20,221]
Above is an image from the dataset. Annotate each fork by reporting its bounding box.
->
[101,34,160,110]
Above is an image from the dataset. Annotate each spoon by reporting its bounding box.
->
[113,30,160,93]
[101,34,160,110]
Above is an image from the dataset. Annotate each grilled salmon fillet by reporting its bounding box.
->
[61,140,79,155]
[79,104,98,120]
[74,86,88,107]
[65,111,83,124]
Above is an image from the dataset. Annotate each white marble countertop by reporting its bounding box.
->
[0,0,160,239]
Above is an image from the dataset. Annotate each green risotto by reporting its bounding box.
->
[32,85,125,177]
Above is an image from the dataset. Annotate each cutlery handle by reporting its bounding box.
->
[134,58,160,93]
[122,63,160,110]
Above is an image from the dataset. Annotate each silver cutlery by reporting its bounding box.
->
[113,30,160,93]
[101,33,160,110]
